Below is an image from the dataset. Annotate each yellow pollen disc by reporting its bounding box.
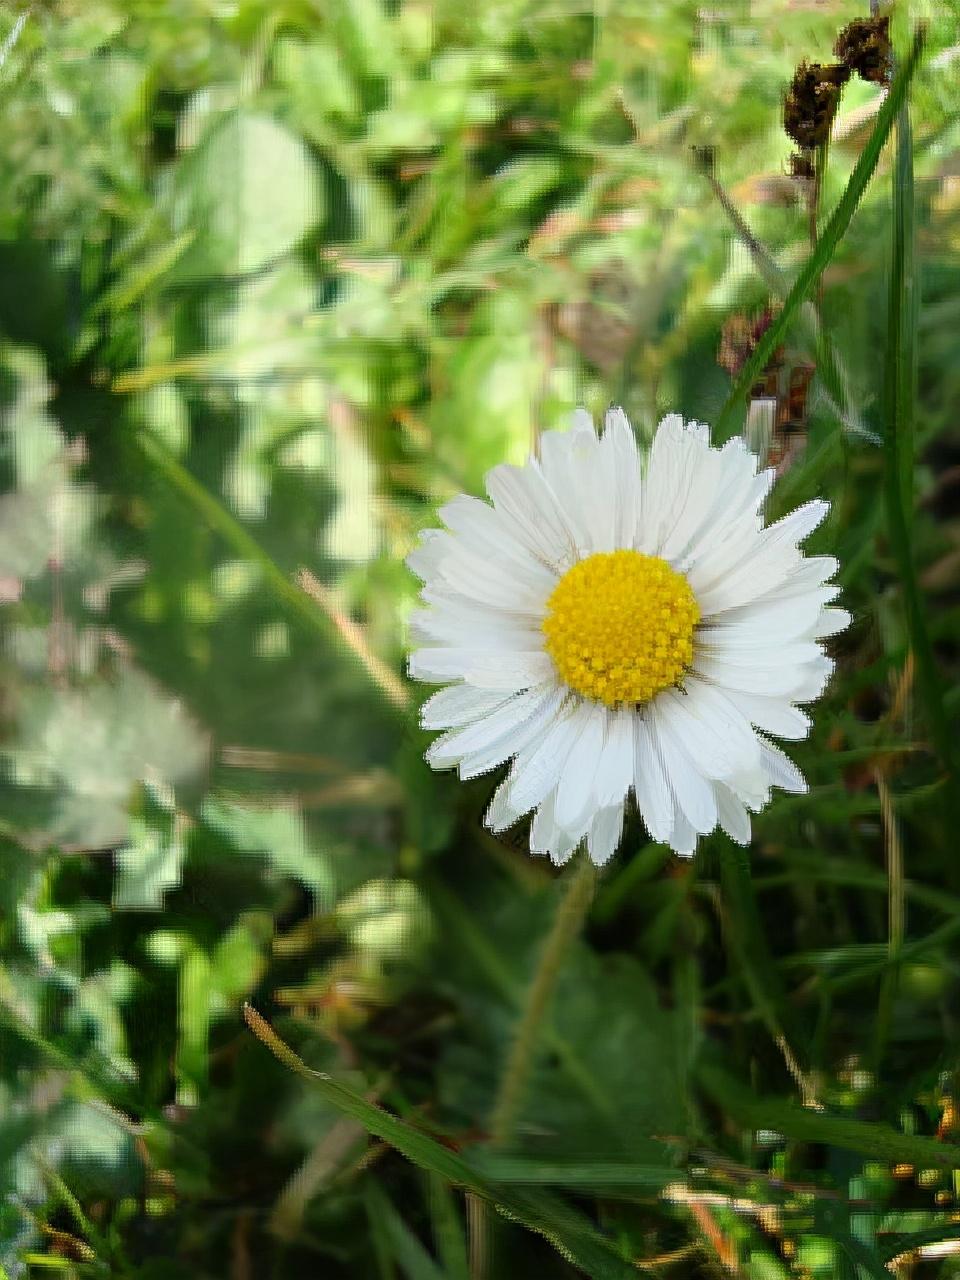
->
[541,550,700,708]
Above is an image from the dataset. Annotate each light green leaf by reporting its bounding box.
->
[171,111,323,279]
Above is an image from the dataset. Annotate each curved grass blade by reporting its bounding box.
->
[698,1063,960,1171]
[243,1004,641,1280]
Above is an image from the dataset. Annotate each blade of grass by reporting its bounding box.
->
[714,28,926,442]
[832,1233,890,1280]
[697,1062,960,1171]
[465,1155,677,1191]
[243,1004,641,1280]
[366,1181,446,1280]
[881,74,957,783]
[426,1172,470,1280]
[366,1181,400,1280]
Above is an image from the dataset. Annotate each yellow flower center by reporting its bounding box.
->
[541,550,700,708]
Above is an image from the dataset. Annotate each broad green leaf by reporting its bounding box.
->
[170,111,323,279]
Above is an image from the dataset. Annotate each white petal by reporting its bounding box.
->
[508,701,583,814]
[776,499,830,544]
[438,494,558,588]
[655,683,759,781]
[529,788,558,853]
[723,761,772,812]
[538,422,600,556]
[433,540,554,615]
[695,638,824,672]
[406,528,447,581]
[409,606,543,650]
[697,590,837,647]
[648,700,718,834]
[485,776,523,832]
[758,738,808,794]
[720,689,812,740]
[637,415,700,556]
[693,652,810,698]
[602,406,643,549]
[426,683,559,768]
[587,802,625,866]
[633,714,675,843]
[791,655,835,703]
[691,501,829,616]
[811,607,851,638]
[458,687,566,780]
[549,831,581,866]
[409,648,554,690]
[420,683,514,731]
[530,788,585,864]
[594,707,635,807]
[715,783,752,845]
[755,555,839,602]
[668,809,698,857]
[552,703,608,831]
[483,461,578,571]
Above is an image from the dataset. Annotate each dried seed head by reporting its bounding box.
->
[834,15,892,84]
[718,308,782,382]
[783,61,850,148]
[788,151,815,180]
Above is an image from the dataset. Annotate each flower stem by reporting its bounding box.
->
[488,852,597,1149]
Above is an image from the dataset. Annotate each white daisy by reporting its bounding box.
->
[406,410,848,864]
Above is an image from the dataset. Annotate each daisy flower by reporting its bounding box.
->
[406,410,847,864]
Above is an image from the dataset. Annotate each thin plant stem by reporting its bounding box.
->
[488,853,597,1148]
[871,769,904,1068]
[811,138,829,307]
[473,852,596,1278]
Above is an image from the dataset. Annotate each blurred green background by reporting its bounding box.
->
[2,0,960,1275]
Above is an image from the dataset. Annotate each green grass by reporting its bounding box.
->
[3,2,960,1277]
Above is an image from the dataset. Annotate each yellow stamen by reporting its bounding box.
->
[542,549,700,707]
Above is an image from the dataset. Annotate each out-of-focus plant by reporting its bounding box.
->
[2,0,960,1276]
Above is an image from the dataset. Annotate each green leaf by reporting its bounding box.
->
[170,111,323,279]
[114,792,185,911]
[202,795,333,899]
[5,669,207,849]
